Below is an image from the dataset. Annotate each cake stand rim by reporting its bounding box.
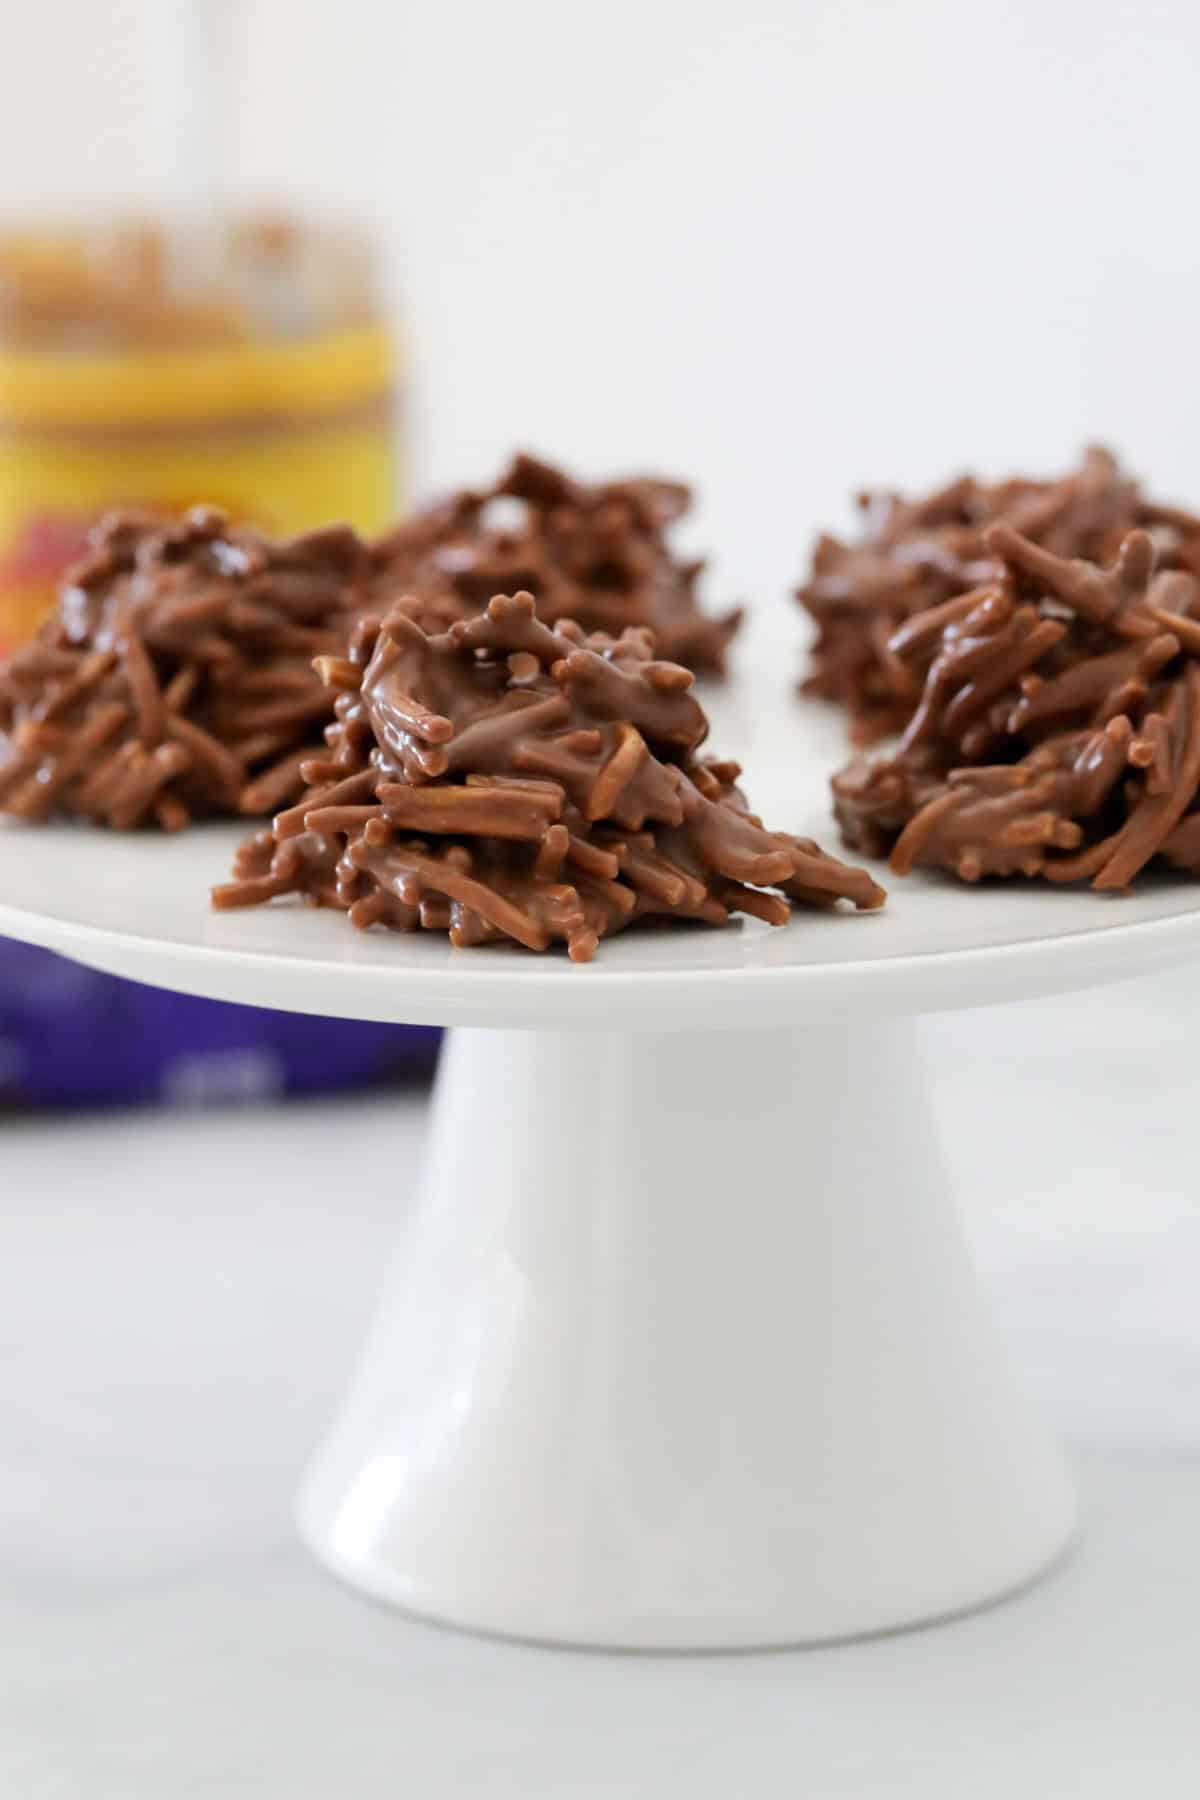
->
[4,851,1200,1028]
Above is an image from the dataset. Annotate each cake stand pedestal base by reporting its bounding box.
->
[298,1021,1076,1649]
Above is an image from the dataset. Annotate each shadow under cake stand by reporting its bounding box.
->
[4,810,1197,1650]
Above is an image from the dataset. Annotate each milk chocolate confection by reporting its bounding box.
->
[798,447,1200,743]
[0,507,376,828]
[214,592,883,960]
[833,524,1200,889]
[374,452,743,676]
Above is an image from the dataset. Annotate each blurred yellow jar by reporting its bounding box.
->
[0,219,400,653]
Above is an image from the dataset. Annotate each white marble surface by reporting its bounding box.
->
[3,971,1200,1795]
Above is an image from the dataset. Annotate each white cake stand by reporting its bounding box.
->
[4,673,1198,1650]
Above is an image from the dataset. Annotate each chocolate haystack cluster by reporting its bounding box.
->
[0,507,381,828]
[213,592,882,960]
[798,447,1200,743]
[833,523,1200,889]
[376,451,743,676]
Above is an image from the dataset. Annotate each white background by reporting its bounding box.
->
[3,3,1200,1791]
[3,0,1199,598]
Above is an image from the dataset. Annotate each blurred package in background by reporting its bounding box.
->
[0,1,439,1107]
[0,215,400,655]
[0,942,435,1110]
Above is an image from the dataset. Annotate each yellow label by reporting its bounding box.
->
[0,325,396,428]
[0,325,399,653]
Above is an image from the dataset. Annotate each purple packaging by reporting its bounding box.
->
[0,937,440,1109]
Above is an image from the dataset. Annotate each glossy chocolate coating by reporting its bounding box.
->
[215,592,882,961]
[797,446,1200,744]
[833,524,1200,891]
[375,452,743,677]
[0,507,376,828]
